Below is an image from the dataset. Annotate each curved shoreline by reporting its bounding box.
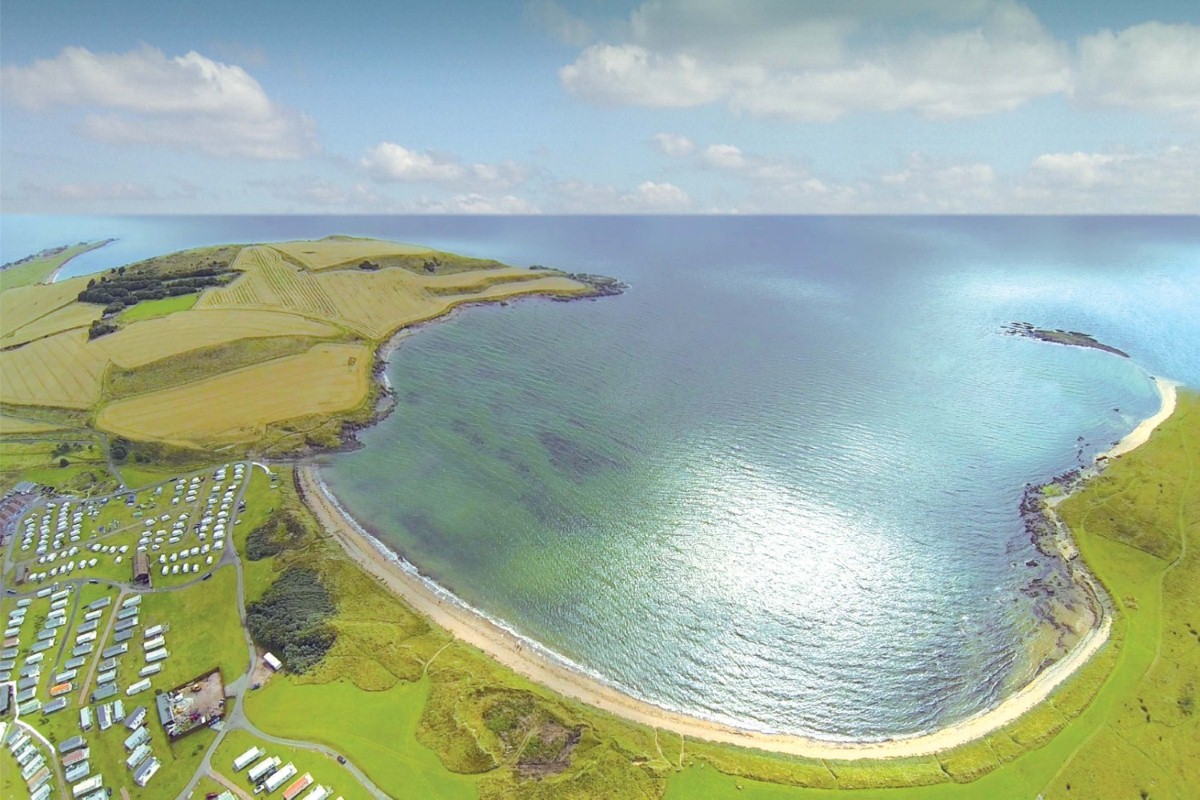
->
[296,374,1177,760]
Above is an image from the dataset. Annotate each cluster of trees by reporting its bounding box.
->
[246,567,337,673]
[88,320,119,340]
[77,264,230,314]
[245,511,308,561]
[357,260,381,271]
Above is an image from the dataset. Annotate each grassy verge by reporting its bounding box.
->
[117,293,198,322]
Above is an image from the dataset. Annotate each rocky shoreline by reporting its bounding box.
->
[306,269,627,458]
[1003,321,1130,359]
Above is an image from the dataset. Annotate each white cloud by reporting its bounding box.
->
[524,1,593,47]
[551,179,692,212]
[0,46,317,159]
[1018,144,1200,211]
[408,193,541,214]
[560,45,730,108]
[630,180,691,210]
[703,143,746,169]
[650,132,695,157]
[560,1,1071,120]
[360,142,528,189]
[1076,22,1200,120]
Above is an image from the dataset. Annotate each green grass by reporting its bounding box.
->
[140,565,250,688]
[117,292,199,322]
[0,240,109,291]
[213,728,376,800]
[244,678,478,799]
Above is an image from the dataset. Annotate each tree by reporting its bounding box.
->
[58,458,70,468]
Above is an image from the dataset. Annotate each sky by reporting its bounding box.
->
[1,0,1198,214]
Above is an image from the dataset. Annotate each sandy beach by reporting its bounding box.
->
[295,372,1178,760]
[1101,376,1178,461]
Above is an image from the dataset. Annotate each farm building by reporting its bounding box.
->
[263,652,283,671]
[133,552,151,586]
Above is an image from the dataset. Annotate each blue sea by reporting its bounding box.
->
[4,215,1197,739]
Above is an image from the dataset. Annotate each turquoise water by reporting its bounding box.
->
[4,216,1197,738]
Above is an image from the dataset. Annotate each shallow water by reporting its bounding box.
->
[5,215,1198,738]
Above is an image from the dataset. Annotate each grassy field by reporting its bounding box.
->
[270,236,432,270]
[96,342,370,447]
[199,246,343,317]
[117,292,199,322]
[103,335,325,401]
[139,565,250,689]
[0,329,110,408]
[0,413,67,434]
[92,307,341,369]
[0,240,109,291]
[0,275,91,339]
[1,300,102,347]
[245,679,479,799]
[1,237,587,455]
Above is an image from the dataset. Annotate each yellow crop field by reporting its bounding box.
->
[1,301,102,347]
[195,245,587,340]
[419,266,542,289]
[96,342,370,446]
[92,308,343,368]
[312,269,441,338]
[445,275,585,304]
[0,276,91,338]
[0,330,109,409]
[271,237,431,270]
[199,246,340,318]
[0,414,65,435]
